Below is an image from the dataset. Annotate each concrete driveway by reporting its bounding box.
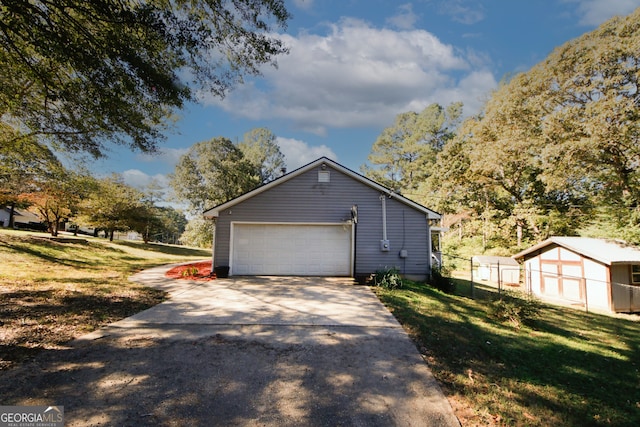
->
[1,264,460,426]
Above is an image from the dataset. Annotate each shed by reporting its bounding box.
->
[203,157,441,281]
[513,237,640,313]
[472,255,520,285]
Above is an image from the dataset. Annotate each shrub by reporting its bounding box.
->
[488,291,541,329]
[373,267,403,290]
[428,266,455,293]
[181,267,199,277]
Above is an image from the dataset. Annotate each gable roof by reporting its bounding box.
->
[512,236,640,265]
[472,255,519,266]
[203,157,441,220]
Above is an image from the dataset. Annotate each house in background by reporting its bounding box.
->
[203,157,441,281]
[0,206,44,230]
[513,237,640,313]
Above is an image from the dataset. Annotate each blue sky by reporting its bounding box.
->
[88,0,640,198]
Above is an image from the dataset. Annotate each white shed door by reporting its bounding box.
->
[231,223,352,276]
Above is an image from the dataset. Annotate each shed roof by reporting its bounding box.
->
[512,236,640,265]
[203,157,441,220]
[472,255,519,266]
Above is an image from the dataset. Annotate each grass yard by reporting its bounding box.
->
[0,229,210,370]
[373,279,640,427]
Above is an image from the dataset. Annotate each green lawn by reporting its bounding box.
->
[373,279,640,427]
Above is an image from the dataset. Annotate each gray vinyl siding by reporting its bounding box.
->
[213,163,432,278]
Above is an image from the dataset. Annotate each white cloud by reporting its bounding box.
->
[292,0,314,11]
[121,169,170,190]
[432,70,497,115]
[438,0,485,25]
[387,3,420,30]
[277,137,337,170]
[567,0,640,26]
[135,147,188,166]
[201,18,496,133]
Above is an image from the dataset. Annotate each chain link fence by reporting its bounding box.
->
[439,252,640,313]
[439,253,523,300]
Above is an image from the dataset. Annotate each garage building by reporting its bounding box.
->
[203,157,441,280]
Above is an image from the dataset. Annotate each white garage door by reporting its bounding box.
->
[231,223,352,276]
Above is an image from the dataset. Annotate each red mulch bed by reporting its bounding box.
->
[165,261,215,281]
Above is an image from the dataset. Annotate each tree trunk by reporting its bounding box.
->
[516,220,523,247]
[8,201,16,228]
[109,229,114,241]
[50,222,57,236]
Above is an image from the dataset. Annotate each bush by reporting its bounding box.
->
[372,267,403,290]
[488,291,541,329]
[181,267,199,277]
[428,266,455,293]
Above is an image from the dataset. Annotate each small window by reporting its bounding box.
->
[632,265,640,284]
[318,170,330,182]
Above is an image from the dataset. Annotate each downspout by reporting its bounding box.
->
[210,218,216,277]
[381,194,387,241]
[427,215,432,278]
[380,194,389,251]
[351,205,358,280]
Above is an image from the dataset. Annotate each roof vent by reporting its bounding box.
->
[318,170,330,183]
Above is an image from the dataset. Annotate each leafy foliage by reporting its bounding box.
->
[179,218,215,248]
[170,132,286,214]
[428,266,455,293]
[145,206,187,244]
[239,128,286,184]
[24,167,92,236]
[169,137,256,213]
[75,175,154,241]
[372,267,403,290]
[0,134,61,219]
[362,102,462,198]
[430,8,640,248]
[487,291,542,329]
[0,0,290,157]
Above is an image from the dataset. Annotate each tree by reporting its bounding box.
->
[179,218,215,248]
[0,130,60,227]
[169,137,259,213]
[76,175,153,241]
[239,127,286,183]
[25,166,92,236]
[145,206,188,244]
[533,9,640,225]
[362,102,462,193]
[435,8,640,247]
[0,0,290,157]
[435,75,591,247]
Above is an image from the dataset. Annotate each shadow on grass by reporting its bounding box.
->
[0,238,101,267]
[109,240,210,257]
[375,280,640,426]
[0,287,167,368]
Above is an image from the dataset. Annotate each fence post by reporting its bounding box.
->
[497,260,501,294]
[470,257,475,299]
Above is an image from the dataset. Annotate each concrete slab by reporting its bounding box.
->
[0,264,460,426]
